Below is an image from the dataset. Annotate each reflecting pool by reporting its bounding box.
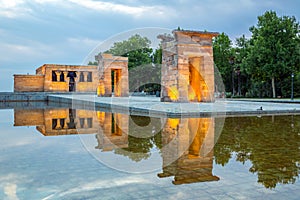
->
[0,103,299,199]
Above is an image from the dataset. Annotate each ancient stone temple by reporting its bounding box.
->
[158,117,219,185]
[13,53,129,94]
[96,53,129,97]
[14,64,98,92]
[159,30,218,102]
[14,108,99,136]
[95,112,129,151]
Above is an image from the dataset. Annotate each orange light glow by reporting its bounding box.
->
[168,86,179,101]
[168,118,180,129]
[97,111,105,124]
[97,84,105,96]
[113,69,122,97]
[188,86,196,101]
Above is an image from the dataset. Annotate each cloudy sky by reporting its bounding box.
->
[0,0,299,91]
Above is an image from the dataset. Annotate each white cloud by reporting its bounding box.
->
[0,35,103,67]
[0,0,174,19]
[4,183,19,200]
[0,0,31,18]
[0,174,29,200]
[56,176,150,197]
[0,42,56,62]
[0,0,24,8]
[67,0,172,19]
[33,0,61,3]
[67,37,102,48]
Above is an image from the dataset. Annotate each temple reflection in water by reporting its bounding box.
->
[12,108,300,189]
[13,107,219,185]
[158,118,219,185]
[14,108,98,135]
[95,112,129,151]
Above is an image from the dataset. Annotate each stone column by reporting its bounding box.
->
[61,118,66,129]
[83,118,88,128]
[104,69,112,97]
[63,71,68,82]
[75,72,79,83]
[56,118,62,129]
[83,72,88,82]
[54,71,60,81]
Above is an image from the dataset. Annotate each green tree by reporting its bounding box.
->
[153,45,162,65]
[245,11,300,98]
[105,34,163,93]
[106,34,153,69]
[87,61,98,65]
[213,33,234,94]
[234,35,251,96]
[214,115,300,189]
[114,116,162,162]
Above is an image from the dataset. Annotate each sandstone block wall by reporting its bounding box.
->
[14,109,45,126]
[14,75,44,92]
[14,64,98,93]
[96,53,129,97]
[41,64,98,92]
[158,117,219,184]
[14,108,100,136]
[159,30,218,102]
[96,112,129,151]
[41,109,99,136]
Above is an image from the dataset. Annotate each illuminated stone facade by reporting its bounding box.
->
[159,30,218,102]
[95,112,129,151]
[13,107,218,185]
[96,53,129,97]
[14,108,99,136]
[158,117,219,184]
[14,64,98,92]
[13,53,129,94]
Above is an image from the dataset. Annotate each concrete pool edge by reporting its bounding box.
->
[1,92,300,117]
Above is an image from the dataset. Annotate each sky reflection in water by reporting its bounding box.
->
[0,105,299,200]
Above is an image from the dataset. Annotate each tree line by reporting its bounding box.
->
[88,34,162,93]
[213,11,300,98]
[89,11,300,98]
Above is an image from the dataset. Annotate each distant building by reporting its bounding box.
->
[14,29,218,101]
[13,53,129,95]
[14,64,98,92]
[14,108,99,136]
[95,53,129,97]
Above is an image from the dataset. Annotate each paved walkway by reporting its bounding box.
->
[48,94,300,117]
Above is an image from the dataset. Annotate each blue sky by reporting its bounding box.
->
[0,0,299,91]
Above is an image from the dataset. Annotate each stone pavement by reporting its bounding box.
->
[48,94,300,117]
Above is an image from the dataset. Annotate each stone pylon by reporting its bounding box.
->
[95,53,129,97]
[159,30,219,102]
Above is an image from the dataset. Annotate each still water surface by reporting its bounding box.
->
[0,104,299,199]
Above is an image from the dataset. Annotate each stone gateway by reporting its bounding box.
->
[13,30,217,102]
[159,30,218,102]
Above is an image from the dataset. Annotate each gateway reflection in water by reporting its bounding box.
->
[12,107,300,189]
[13,107,220,184]
[158,117,220,185]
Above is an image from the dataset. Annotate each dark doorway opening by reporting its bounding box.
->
[111,69,122,96]
[111,70,115,93]
[60,72,65,82]
[67,71,77,92]
[67,109,76,129]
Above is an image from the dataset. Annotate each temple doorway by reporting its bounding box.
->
[188,58,202,102]
[188,57,210,102]
[111,69,122,97]
[67,71,77,92]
